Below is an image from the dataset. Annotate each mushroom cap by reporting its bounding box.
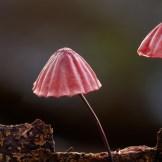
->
[137,23,162,58]
[33,47,102,98]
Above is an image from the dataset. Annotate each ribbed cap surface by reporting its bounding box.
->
[33,48,102,97]
[137,23,162,58]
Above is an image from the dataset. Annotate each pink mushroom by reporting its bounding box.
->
[137,23,162,58]
[33,47,113,162]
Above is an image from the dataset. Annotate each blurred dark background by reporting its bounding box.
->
[0,0,162,152]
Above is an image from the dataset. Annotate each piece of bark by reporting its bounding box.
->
[0,119,55,161]
[0,119,161,162]
[0,146,155,162]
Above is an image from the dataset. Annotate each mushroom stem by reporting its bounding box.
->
[79,94,114,162]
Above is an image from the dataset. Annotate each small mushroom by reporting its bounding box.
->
[137,23,162,58]
[33,47,113,162]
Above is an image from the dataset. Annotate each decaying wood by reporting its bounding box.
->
[0,119,55,162]
[0,119,161,162]
[0,146,156,162]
